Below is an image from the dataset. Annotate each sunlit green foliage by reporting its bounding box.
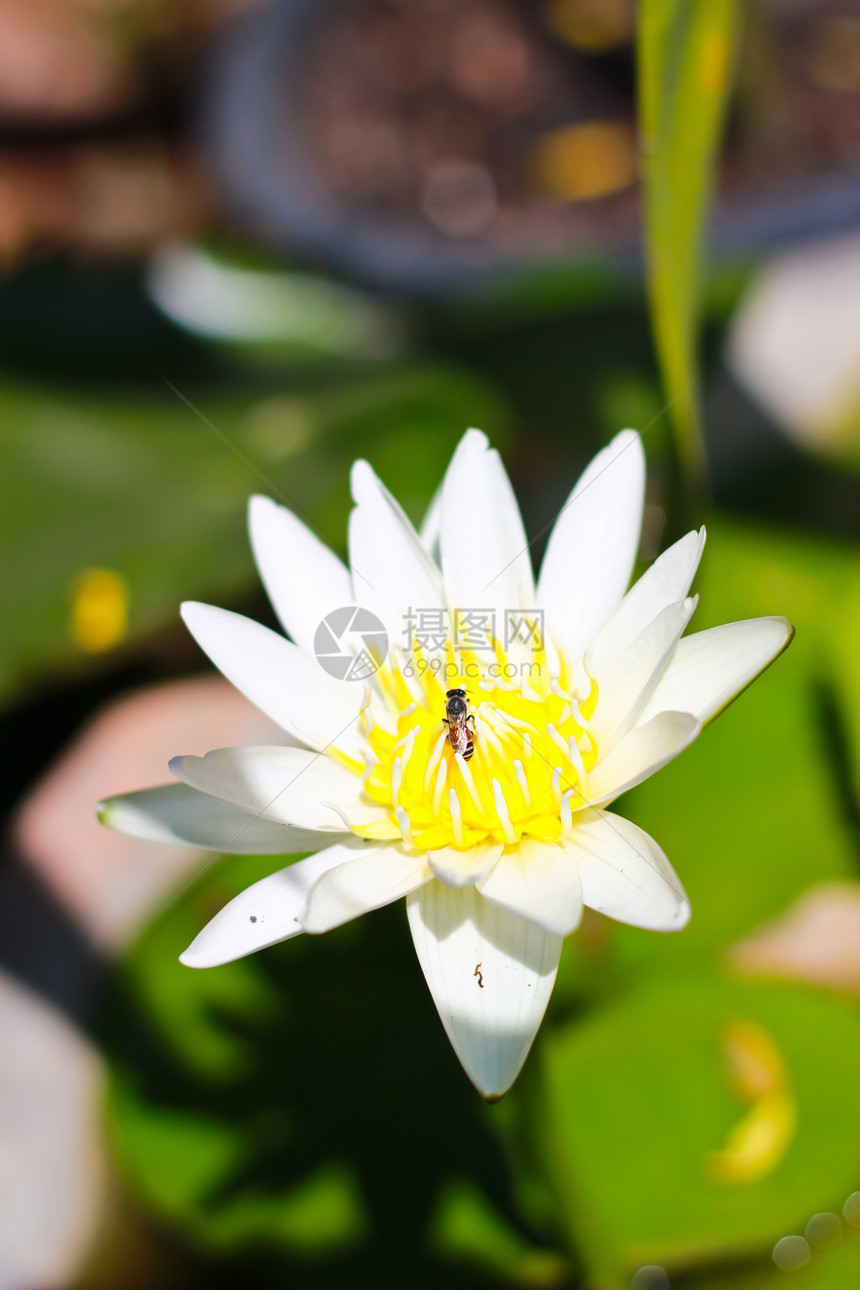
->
[638,0,740,483]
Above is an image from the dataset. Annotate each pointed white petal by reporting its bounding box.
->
[170,745,385,831]
[440,429,535,623]
[180,602,363,758]
[585,711,701,805]
[98,783,337,854]
[302,844,431,933]
[589,527,706,672]
[538,431,645,661]
[428,842,503,887]
[637,616,794,727]
[563,810,690,930]
[248,495,353,656]
[419,484,443,563]
[476,839,583,937]
[348,459,445,642]
[407,882,562,1099]
[179,839,371,967]
[590,597,698,751]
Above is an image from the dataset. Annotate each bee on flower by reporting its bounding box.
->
[99,429,793,1098]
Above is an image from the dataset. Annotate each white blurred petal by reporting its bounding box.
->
[407,882,562,1098]
[179,840,371,967]
[563,810,690,930]
[538,430,645,661]
[98,783,336,854]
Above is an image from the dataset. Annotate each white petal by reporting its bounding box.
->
[407,882,562,1099]
[248,495,353,656]
[348,459,445,642]
[170,745,385,831]
[563,810,690,930]
[637,616,794,727]
[476,839,583,937]
[419,483,443,563]
[589,527,706,672]
[98,783,337,854]
[585,710,701,805]
[440,429,535,624]
[302,844,431,933]
[590,597,698,751]
[538,430,645,661]
[428,842,503,887]
[179,839,371,967]
[180,602,363,759]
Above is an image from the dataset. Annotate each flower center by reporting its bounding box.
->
[351,637,599,852]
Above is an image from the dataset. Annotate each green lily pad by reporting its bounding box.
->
[539,971,860,1286]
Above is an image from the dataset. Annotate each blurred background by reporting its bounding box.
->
[3,0,860,1287]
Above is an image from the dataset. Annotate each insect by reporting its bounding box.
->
[444,688,476,761]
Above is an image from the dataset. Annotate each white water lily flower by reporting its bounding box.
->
[99,429,793,1098]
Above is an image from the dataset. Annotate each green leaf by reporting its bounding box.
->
[638,0,740,482]
[104,852,550,1278]
[694,1228,860,1289]
[429,1180,570,1286]
[539,971,860,1286]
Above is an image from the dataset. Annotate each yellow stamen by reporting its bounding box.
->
[423,727,448,792]
[514,758,531,807]
[492,779,518,845]
[432,758,448,816]
[449,787,465,846]
[352,629,600,852]
[396,806,414,846]
[391,758,403,808]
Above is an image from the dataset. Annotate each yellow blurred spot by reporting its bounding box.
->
[243,395,314,461]
[707,1091,796,1185]
[699,31,730,94]
[69,568,129,654]
[705,1020,796,1185]
[530,120,637,203]
[723,1018,785,1099]
[543,0,633,52]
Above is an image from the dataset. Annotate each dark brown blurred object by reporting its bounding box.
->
[302,0,636,259]
[0,0,136,122]
[0,143,206,265]
[0,0,261,266]
[293,0,860,278]
[0,0,263,125]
